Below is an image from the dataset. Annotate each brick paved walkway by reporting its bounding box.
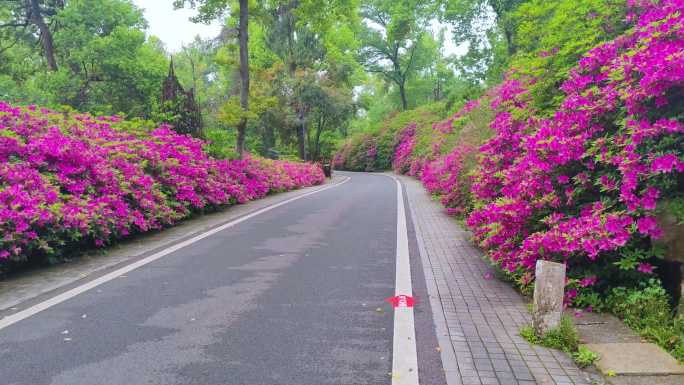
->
[399,175,603,385]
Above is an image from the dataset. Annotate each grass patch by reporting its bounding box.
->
[607,281,684,363]
[573,346,601,368]
[520,316,579,352]
[520,316,599,368]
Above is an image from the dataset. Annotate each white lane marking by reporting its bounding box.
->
[391,177,419,385]
[0,177,351,331]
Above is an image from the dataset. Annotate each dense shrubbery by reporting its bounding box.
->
[467,0,684,299]
[334,103,446,171]
[606,280,684,361]
[338,0,684,302]
[0,102,324,268]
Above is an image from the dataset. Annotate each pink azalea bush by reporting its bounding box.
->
[392,123,417,173]
[467,0,684,300]
[0,102,324,265]
[421,144,476,216]
[339,0,683,308]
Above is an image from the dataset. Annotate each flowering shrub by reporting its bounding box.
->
[331,0,683,360]
[421,144,476,216]
[333,104,446,172]
[334,0,683,310]
[467,0,684,299]
[0,102,324,266]
[392,123,417,173]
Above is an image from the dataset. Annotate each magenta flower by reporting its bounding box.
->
[0,101,324,264]
[579,276,598,287]
[637,216,662,238]
[651,154,681,174]
[638,263,654,274]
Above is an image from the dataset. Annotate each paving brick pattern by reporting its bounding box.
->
[400,175,602,385]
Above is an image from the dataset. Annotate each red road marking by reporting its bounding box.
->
[385,295,415,308]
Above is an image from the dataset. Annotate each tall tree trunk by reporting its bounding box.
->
[504,25,516,56]
[236,0,249,158]
[399,81,408,111]
[262,123,275,155]
[28,0,57,71]
[297,109,307,160]
[313,116,324,161]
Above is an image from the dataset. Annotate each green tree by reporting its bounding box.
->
[44,0,167,116]
[173,37,229,130]
[510,0,628,112]
[441,0,527,84]
[174,0,251,157]
[0,0,63,71]
[358,0,437,110]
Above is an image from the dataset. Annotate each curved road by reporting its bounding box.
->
[0,173,446,385]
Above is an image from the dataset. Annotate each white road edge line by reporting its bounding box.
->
[0,177,351,331]
[391,177,420,385]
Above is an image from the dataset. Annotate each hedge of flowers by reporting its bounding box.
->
[0,102,324,266]
[383,0,684,305]
[338,0,684,308]
[467,0,683,299]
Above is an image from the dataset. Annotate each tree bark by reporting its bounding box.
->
[236,0,249,158]
[297,109,307,160]
[262,122,275,154]
[504,25,516,56]
[28,0,57,71]
[313,116,324,161]
[399,81,408,111]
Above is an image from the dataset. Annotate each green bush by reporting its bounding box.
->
[520,316,601,368]
[520,316,579,353]
[573,346,601,368]
[607,281,684,362]
[334,103,446,171]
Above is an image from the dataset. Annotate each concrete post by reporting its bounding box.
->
[532,260,566,336]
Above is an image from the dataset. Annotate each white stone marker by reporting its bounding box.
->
[532,260,566,335]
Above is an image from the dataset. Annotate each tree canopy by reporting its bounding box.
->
[0,0,639,162]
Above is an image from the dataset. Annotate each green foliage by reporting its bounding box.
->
[358,0,440,110]
[607,280,684,363]
[573,346,600,368]
[519,324,540,344]
[542,317,580,353]
[442,0,527,84]
[0,0,168,118]
[663,196,684,224]
[204,128,239,159]
[337,102,446,171]
[520,316,596,367]
[511,0,628,113]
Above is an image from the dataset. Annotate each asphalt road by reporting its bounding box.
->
[0,173,446,385]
